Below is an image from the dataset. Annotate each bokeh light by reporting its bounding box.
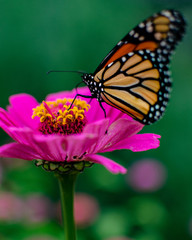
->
[74,193,100,227]
[57,192,100,228]
[0,192,23,221]
[126,159,167,192]
[24,194,53,223]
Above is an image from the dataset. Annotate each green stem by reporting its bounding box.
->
[56,173,78,240]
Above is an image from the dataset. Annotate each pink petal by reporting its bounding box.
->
[86,154,127,174]
[85,99,107,123]
[32,133,99,162]
[6,127,37,145]
[0,109,22,141]
[0,124,20,143]
[0,143,40,160]
[33,133,98,162]
[11,131,66,161]
[33,134,68,161]
[2,128,64,161]
[8,94,39,129]
[96,118,144,152]
[107,133,161,152]
[83,119,109,153]
[0,108,17,127]
[62,134,99,161]
[5,126,99,162]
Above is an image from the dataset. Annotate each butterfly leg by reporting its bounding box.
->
[69,93,93,109]
[88,98,93,104]
[98,101,108,134]
[99,101,106,118]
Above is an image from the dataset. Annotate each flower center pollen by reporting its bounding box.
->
[32,98,90,135]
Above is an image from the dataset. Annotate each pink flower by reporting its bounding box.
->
[0,192,23,221]
[127,158,167,192]
[24,194,53,223]
[56,192,99,227]
[0,87,160,174]
[74,193,99,227]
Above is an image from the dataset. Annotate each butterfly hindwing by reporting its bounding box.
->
[95,49,171,124]
[94,10,186,74]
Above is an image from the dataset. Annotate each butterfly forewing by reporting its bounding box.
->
[95,50,171,124]
[94,10,186,74]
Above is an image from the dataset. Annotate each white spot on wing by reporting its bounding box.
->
[122,56,126,62]
[128,52,134,57]
[108,62,113,67]
[134,33,139,38]
[161,10,172,17]
[147,26,153,32]
[117,41,123,46]
[139,50,144,55]
[139,22,145,28]
[139,36,145,41]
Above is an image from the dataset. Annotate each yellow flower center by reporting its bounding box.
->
[32,98,90,135]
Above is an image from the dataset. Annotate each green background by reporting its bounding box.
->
[0,0,192,239]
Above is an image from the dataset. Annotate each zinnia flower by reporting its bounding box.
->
[0,87,160,174]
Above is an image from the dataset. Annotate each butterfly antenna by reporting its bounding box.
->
[75,81,84,90]
[47,70,86,75]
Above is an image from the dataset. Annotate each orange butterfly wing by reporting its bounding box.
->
[94,10,186,74]
[82,10,186,124]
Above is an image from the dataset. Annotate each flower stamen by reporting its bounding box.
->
[32,98,90,135]
[43,101,55,119]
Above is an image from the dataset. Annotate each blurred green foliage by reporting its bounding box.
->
[0,0,192,239]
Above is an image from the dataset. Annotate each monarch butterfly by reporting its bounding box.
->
[76,10,186,125]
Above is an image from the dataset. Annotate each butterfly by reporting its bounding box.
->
[76,10,186,125]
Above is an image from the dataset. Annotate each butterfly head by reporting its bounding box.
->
[82,73,94,85]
